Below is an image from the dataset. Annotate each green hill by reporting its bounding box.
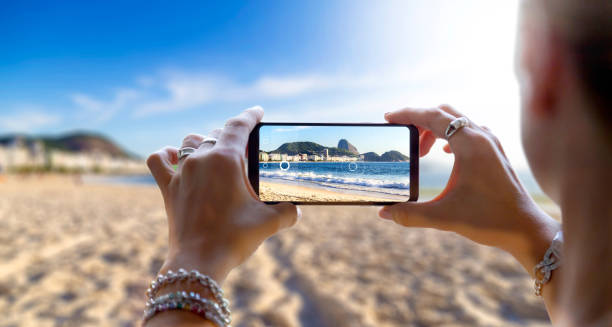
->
[381,150,409,162]
[362,151,409,162]
[0,131,138,159]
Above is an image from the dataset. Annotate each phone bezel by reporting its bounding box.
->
[247,122,419,205]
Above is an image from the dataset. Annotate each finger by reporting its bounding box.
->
[181,133,205,149]
[419,130,437,157]
[385,107,456,139]
[443,143,452,153]
[378,202,446,230]
[217,106,264,153]
[146,146,178,193]
[198,128,223,152]
[266,202,301,233]
[178,134,205,168]
[437,104,464,118]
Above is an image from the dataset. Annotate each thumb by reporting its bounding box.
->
[379,202,444,229]
[268,202,301,232]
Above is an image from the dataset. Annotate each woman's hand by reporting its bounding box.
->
[380,105,560,274]
[146,106,299,284]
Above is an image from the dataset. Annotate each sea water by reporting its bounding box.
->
[259,161,411,198]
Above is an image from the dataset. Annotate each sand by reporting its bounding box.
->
[0,175,557,327]
[259,181,401,203]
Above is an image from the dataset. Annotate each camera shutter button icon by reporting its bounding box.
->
[348,162,358,172]
[280,161,291,171]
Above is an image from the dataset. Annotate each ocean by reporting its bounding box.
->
[83,162,544,195]
[259,161,411,198]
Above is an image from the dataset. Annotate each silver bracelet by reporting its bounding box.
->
[143,291,230,326]
[146,268,230,317]
[533,230,563,296]
[144,268,231,325]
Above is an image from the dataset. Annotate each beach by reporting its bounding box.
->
[0,175,557,326]
[258,161,412,203]
[259,180,400,202]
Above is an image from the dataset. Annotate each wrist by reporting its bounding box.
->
[504,209,561,277]
[161,245,237,285]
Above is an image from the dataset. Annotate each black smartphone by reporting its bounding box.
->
[247,123,419,205]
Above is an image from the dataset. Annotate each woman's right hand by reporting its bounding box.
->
[379,105,561,275]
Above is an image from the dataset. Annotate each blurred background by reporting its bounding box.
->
[0,1,558,326]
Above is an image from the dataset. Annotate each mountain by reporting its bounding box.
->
[0,131,137,159]
[269,141,356,157]
[380,150,409,161]
[362,152,381,161]
[361,150,409,162]
[267,140,409,162]
[337,139,359,155]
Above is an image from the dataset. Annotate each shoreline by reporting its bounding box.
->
[259,180,406,202]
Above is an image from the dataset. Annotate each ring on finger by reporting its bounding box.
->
[178,147,197,160]
[445,117,469,139]
[198,136,218,148]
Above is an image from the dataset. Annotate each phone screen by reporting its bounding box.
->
[248,123,419,204]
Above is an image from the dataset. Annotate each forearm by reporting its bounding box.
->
[145,312,217,327]
[501,209,562,323]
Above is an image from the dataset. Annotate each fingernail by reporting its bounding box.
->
[379,207,392,219]
[296,206,302,219]
[384,112,391,119]
[248,105,263,112]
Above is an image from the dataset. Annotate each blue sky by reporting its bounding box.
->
[0,1,527,171]
[260,125,412,155]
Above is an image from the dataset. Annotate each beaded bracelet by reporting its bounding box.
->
[146,268,230,317]
[143,291,230,326]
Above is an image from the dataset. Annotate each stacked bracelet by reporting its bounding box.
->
[143,268,231,326]
[533,230,563,296]
[143,291,230,326]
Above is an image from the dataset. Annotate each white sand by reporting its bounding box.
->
[0,175,554,326]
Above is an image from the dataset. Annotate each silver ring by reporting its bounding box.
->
[178,147,197,160]
[198,137,217,147]
[445,117,469,139]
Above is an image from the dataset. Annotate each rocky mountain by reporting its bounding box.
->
[362,150,409,162]
[266,139,409,162]
[0,132,137,159]
[337,139,359,155]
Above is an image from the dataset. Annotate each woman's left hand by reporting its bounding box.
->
[146,106,300,284]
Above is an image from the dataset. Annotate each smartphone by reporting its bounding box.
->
[247,123,419,205]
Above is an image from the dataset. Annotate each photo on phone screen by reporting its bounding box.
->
[248,123,419,204]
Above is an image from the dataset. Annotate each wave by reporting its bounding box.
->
[260,170,410,190]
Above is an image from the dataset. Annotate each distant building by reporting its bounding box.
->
[299,154,308,161]
[269,153,281,161]
[322,149,329,161]
[0,136,146,174]
[259,152,269,162]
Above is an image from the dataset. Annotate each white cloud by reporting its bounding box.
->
[0,109,61,132]
[74,67,444,120]
[71,88,140,122]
